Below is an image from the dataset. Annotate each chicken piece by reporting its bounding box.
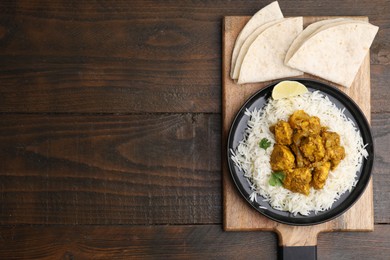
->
[328,146,345,170]
[292,130,307,145]
[274,120,293,145]
[288,116,321,168]
[288,110,310,130]
[300,135,326,162]
[320,126,328,134]
[312,162,331,189]
[321,131,344,169]
[289,111,321,151]
[307,116,321,136]
[290,143,310,168]
[283,167,312,195]
[270,144,295,171]
[322,131,340,149]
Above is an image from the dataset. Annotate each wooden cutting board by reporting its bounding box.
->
[222,16,374,247]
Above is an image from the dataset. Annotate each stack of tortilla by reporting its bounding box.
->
[285,18,378,88]
[231,1,379,88]
[230,2,303,84]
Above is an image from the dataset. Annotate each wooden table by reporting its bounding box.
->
[0,1,388,259]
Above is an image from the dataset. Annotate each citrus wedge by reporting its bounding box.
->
[272,80,308,100]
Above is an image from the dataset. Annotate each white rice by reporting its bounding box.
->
[231,91,368,215]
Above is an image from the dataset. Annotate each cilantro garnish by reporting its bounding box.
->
[269,171,285,187]
[259,138,271,150]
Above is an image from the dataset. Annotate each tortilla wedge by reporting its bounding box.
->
[286,21,378,87]
[284,18,346,64]
[238,17,303,84]
[232,19,284,80]
[230,1,283,79]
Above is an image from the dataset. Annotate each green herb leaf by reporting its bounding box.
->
[269,171,285,187]
[269,177,277,186]
[275,178,283,186]
[273,171,285,181]
[259,138,271,150]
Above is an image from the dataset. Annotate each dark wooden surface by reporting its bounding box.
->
[0,0,389,259]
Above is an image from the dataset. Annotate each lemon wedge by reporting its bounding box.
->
[272,80,308,100]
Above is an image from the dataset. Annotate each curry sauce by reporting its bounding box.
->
[270,110,345,195]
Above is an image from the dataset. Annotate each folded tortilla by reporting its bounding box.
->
[232,19,284,80]
[284,18,346,64]
[230,1,283,79]
[238,17,303,84]
[286,21,378,87]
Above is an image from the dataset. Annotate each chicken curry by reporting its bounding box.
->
[269,110,345,195]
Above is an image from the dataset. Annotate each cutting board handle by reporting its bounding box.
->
[275,225,318,259]
[278,245,317,260]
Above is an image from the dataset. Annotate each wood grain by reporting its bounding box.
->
[0,1,388,113]
[372,112,390,224]
[0,113,387,225]
[371,65,390,113]
[0,225,276,259]
[222,16,374,245]
[0,114,221,224]
[0,225,389,260]
[0,0,388,258]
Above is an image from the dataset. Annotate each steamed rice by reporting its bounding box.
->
[231,91,368,215]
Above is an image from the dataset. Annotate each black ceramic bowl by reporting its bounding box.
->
[227,78,374,225]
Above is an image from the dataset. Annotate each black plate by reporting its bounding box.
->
[227,78,374,226]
